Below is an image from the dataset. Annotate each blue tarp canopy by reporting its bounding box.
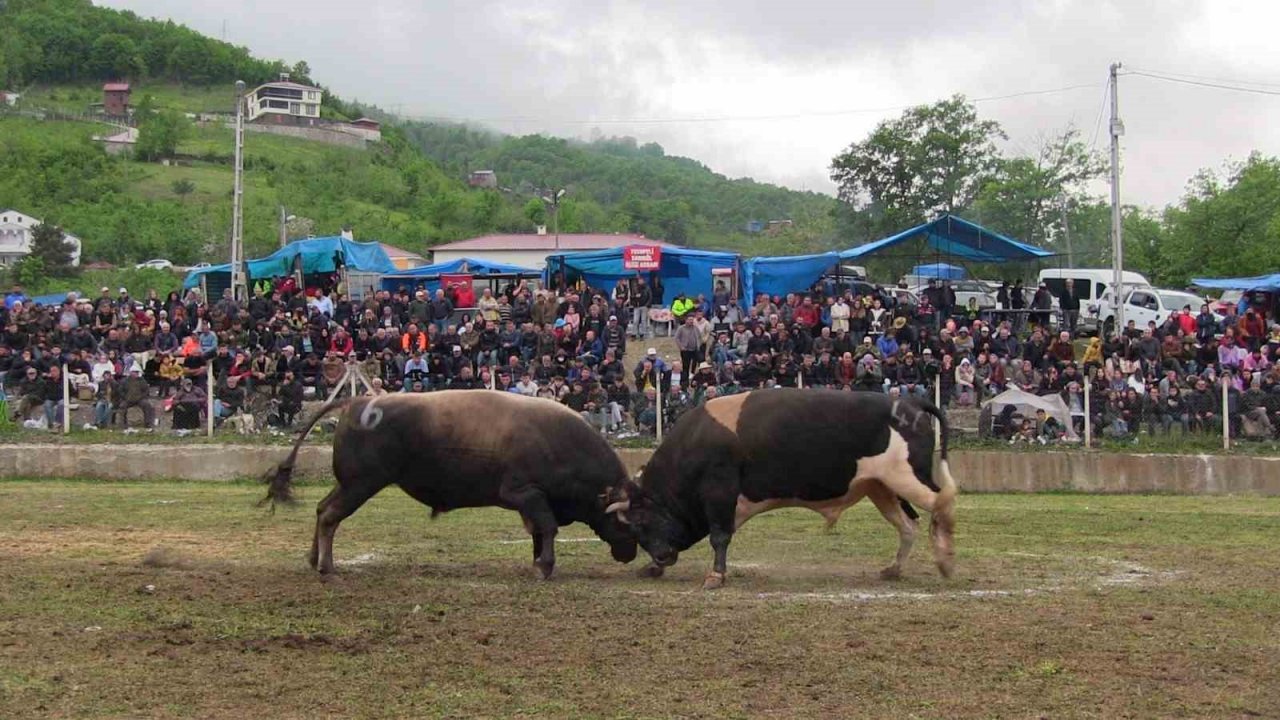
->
[839,214,1054,263]
[380,257,540,293]
[1192,274,1280,292]
[544,245,740,301]
[30,292,80,306]
[910,263,967,280]
[183,236,396,289]
[742,252,839,303]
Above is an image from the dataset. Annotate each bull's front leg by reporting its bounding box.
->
[703,527,733,590]
[502,481,558,580]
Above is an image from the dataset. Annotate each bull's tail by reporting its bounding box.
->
[917,398,957,577]
[261,397,351,508]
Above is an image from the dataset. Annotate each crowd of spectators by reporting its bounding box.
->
[1,274,1278,442]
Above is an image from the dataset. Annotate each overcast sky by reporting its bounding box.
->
[102,0,1280,208]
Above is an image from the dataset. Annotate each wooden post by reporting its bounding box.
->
[1083,380,1092,449]
[655,381,664,444]
[206,367,215,438]
[1222,374,1230,451]
[933,379,942,448]
[61,363,70,434]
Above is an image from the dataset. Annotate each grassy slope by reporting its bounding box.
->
[0,480,1276,718]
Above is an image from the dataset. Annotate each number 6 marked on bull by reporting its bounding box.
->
[358,394,383,430]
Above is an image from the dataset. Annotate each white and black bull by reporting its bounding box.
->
[604,388,957,589]
[264,391,638,576]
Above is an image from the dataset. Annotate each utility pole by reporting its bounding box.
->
[230,79,247,302]
[542,188,566,249]
[278,205,294,249]
[1108,62,1125,331]
[1059,198,1074,269]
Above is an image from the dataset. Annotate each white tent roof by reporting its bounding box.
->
[982,387,1079,441]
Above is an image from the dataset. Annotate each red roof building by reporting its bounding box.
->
[429,233,674,269]
[102,82,131,116]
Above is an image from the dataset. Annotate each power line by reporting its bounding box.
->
[403,82,1101,126]
[1125,66,1280,91]
[1124,70,1280,97]
[1087,75,1111,152]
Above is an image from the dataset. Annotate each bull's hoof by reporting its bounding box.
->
[936,557,955,579]
[879,565,903,581]
[534,561,555,580]
[701,571,726,590]
[638,563,666,579]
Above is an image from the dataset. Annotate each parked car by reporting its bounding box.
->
[187,262,213,271]
[135,258,174,271]
[1210,290,1243,316]
[1091,288,1220,334]
[907,279,996,309]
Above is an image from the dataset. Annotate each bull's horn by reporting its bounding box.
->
[604,500,630,515]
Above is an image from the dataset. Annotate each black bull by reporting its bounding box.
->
[264,391,638,576]
[605,389,958,589]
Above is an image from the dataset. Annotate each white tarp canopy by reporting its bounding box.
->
[980,387,1080,441]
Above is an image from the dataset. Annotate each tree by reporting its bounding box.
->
[28,223,76,276]
[291,60,312,84]
[967,127,1106,251]
[522,198,546,228]
[170,178,195,201]
[135,109,190,161]
[830,96,1005,238]
[90,33,146,79]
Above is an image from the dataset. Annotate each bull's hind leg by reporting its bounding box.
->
[499,481,558,580]
[309,486,340,570]
[314,480,385,575]
[866,483,917,580]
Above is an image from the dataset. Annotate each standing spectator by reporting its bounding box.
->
[673,316,702,386]
[1058,279,1080,335]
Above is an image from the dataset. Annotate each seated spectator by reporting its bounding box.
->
[117,366,156,429]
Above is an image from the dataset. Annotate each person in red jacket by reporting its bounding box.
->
[793,296,821,329]
[329,327,355,357]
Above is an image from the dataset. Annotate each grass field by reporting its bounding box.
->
[1,480,1278,719]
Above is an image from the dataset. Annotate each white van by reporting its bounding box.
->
[1038,268,1151,333]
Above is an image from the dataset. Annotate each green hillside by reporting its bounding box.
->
[0,0,842,281]
[398,122,842,254]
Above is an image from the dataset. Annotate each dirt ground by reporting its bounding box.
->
[1,480,1278,719]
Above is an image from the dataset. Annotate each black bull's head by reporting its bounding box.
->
[602,477,689,568]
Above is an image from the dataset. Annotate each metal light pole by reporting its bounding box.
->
[278,205,296,249]
[230,79,247,302]
[542,188,566,249]
[1108,62,1125,331]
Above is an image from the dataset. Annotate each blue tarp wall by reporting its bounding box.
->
[183,237,396,289]
[1192,274,1280,292]
[380,257,540,293]
[544,246,740,301]
[910,263,967,280]
[742,252,838,304]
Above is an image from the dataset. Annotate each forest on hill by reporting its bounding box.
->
[2,0,1277,292]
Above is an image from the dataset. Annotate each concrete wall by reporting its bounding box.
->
[1,445,1279,495]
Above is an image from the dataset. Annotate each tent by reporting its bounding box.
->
[741,252,840,304]
[909,263,966,280]
[840,214,1054,264]
[380,257,540,293]
[978,387,1079,441]
[182,236,396,289]
[544,245,740,301]
[1192,273,1280,292]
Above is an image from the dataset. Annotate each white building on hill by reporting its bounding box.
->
[0,210,83,267]
[246,73,322,126]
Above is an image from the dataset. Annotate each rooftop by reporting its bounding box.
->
[378,242,424,260]
[430,233,674,252]
[251,80,321,92]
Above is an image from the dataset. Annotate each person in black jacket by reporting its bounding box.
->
[1058,279,1081,336]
